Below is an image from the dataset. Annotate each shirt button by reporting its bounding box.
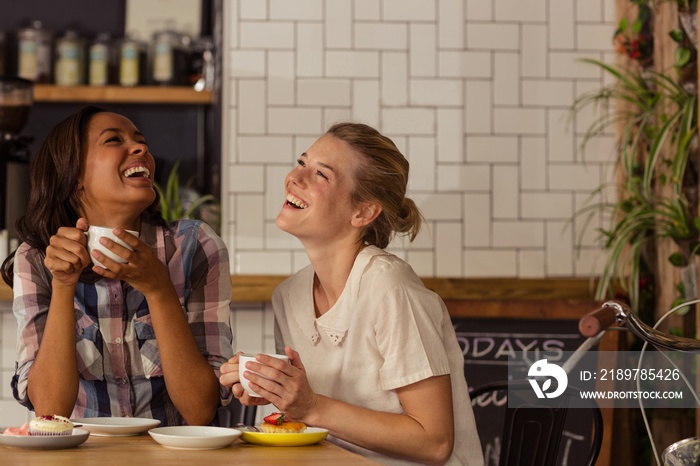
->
[121,379,128,385]
[115,337,122,344]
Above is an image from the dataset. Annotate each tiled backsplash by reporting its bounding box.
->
[221,0,617,279]
[1,303,30,426]
[1,0,618,426]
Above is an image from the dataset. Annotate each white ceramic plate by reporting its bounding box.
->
[0,428,90,450]
[148,426,241,450]
[239,427,329,446]
[71,417,161,437]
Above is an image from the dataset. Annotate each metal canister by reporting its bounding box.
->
[54,30,86,86]
[119,36,146,86]
[151,30,190,85]
[89,33,116,86]
[190,36,215,91]
[17,20,52,83]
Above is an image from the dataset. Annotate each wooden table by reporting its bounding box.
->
[0,431,382,465]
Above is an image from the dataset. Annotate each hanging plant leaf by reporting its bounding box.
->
[669,28,684,43]
[690,241,700,257]
[670,300,690,316]
[632,19,643,34]
[616,18,629,36]
[675,47,692,68]
[637,4,651,23]
[669,252,688,267]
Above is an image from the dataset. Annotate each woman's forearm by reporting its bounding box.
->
[145,287,220,425]
[306,394,453,465]
[300,375,454,465]
[27,284,79,417]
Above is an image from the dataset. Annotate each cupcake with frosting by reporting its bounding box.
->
[27,415,74,436]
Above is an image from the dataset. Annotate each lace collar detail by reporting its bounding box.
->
[287,246,389,347]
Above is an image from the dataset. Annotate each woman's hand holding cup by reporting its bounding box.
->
[85,225,139,268]
[44,217,91,287]
[238,353,290,398]
[219,352,289,406]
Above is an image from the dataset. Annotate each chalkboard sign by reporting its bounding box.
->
[446,299,617,466]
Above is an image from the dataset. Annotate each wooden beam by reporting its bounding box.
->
[443,298,602,319]
[231,275,599,303]
[2,275,600,304]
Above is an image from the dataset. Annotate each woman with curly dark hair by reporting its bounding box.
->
[2,106,232,426]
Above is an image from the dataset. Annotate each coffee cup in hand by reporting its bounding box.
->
[85,226,139,268]
[239,353,290,397]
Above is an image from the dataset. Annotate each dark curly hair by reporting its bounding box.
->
[1,106,164,286]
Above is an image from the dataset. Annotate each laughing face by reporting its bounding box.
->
[78,112,156,227]
[276,134,368,246]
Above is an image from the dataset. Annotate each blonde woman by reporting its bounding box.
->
[220,122,483,465]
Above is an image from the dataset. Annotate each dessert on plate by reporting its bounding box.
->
[2,423,29,436]
[260,412,307,433]
[3,415,74,436]
[27,415,74,436]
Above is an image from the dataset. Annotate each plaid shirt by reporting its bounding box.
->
[11,218,233,426]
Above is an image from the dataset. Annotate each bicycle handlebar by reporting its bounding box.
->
[579,300,700,352]
[579,304,618,337]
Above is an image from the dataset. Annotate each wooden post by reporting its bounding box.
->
[652,2,697,460]
[612,0,697,459]
[696,1,700,447]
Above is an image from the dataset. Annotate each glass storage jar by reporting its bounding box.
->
[89,33,116,86]
[17,20,52,83]
[119,36,147,86]
[150,30,190,85]
[54,30,86,86]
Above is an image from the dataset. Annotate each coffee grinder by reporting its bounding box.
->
[0,77,33,261]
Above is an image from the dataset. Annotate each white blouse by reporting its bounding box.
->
[272,246,483,466]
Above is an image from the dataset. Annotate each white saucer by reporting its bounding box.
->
[149,426,241,450]
[0,428,90,449]
[71,417,161,437]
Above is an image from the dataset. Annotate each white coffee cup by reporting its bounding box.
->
[238,353,290,397]
[85,226,139,268]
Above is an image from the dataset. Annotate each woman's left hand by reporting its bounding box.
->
[246,347,319,422]
[89,227,170,295]
[220,352,272,407]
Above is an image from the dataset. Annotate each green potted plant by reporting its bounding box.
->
[572,58,698,313]
[154,160,220,232]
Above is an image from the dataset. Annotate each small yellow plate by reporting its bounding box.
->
[239,427,328,446]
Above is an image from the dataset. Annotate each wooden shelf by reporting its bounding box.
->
[230,275,599,303]
[1,276,599,304]
[0,282,10,302]
[34,85,212,104]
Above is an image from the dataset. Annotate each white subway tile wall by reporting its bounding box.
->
[0,0,617,426]
[220,1,616,419]
[1,303,31,425]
